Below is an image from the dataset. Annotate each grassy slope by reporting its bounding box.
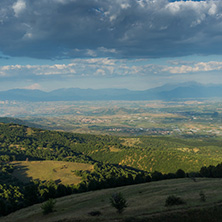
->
[12,161,93,185]
[2,178,222,222]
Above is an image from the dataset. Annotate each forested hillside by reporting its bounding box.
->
[0,123,222,216]
[1,123,222,173]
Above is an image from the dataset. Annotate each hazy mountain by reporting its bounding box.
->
[48,88,134,100]
[0,89,48,101]
[0,82,222,101]
[159,84,222,100]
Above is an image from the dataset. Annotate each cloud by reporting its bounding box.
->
[163,61,222,74]
[0,0,221,59]
[12,0,26,17]
[1,56,222,91]
[1,57,222,83]
[22,83,42,90]
[0,58,147,80]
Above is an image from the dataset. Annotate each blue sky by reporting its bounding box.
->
[1,0,222,91]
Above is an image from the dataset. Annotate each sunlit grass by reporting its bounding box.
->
[12,161,93,185]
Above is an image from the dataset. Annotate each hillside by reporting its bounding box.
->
[1,122,222,173]
[0,117,41,128]
[1,122,222,218]
[2,178,222,222]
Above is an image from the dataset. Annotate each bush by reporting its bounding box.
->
[199,191,206,202]
[110,192,128,214]
[41,198,56,215]
[165,195,186,207]
[88,210,102,216]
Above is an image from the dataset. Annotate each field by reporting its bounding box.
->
[12,161,94,185]
[2,178,222,222]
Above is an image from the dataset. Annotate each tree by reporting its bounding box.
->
[175,169,186,178]
[41,198,56,215]
[110,192,127,214]
[151,171,163,181]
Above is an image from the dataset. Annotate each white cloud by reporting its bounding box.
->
[98,47,117,54]
[86,50,97,57]
[2,58,222,80]
[54,64,66,70]
[121,3,130,9]
[12,0,26,17]
[208,3,217,16]
[23,32,33,39]
[162,61,222,74]
[95,69,106,76]
[22,83,42,90]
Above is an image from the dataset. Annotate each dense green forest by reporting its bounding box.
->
[0,123,222,216]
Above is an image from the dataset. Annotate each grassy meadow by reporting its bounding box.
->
[2,178,222,222]
[12,161,94,185]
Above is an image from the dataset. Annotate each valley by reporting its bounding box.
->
[1,99,222,137]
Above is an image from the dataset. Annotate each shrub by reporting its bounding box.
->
[41,198,56,215]
[88,210,102,216]
[199,191,206,202]
[110,192,128,214]
[165,195,186,207]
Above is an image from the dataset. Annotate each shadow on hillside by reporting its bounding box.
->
[12,162,33,184]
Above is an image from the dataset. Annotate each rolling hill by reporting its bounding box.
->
[2,178,222,222]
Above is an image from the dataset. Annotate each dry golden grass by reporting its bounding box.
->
[12,161,93,185]
[109,146,121,152]
[9,144,26,150]
[121,138,141,147]
[26,127,34,136]
[2,178,222,222]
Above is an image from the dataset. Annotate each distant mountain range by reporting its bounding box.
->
[1,82,222,101]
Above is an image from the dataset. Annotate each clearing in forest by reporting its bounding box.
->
[12,160,93,185]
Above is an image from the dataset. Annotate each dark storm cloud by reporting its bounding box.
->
[0,0,222,59]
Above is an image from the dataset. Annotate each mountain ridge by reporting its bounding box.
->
[1,82,222,101]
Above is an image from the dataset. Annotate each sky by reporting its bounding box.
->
[1,0,222,91]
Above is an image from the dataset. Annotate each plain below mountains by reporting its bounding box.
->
[1,82,222,102]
